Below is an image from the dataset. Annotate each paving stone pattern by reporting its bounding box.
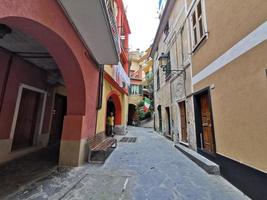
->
[5,127,249,200]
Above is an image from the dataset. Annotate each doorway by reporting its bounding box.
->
[12,88,44,151]
[157,105,162,132]
[165,107,171,137]
[49,94,67,145]
[194,89,216,154]
[179,101,188,143]
[106,97,116,135]
[128,104,137,125]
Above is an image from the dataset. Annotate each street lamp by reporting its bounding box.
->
[158,53,169,68]
[0,24,12,39]
[158,52,185,75]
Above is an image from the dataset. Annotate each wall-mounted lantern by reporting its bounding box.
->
[158,52,185,75]
[158,53,169,69]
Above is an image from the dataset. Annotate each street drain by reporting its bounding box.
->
[119,137,137,143]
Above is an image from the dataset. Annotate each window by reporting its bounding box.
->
[157,69,160,90]
[164,22,170,36]
[130,70,135,78]
[130,84,142,95]
[164,22,170,40]
[191,0,207,50]
[165,52,171,80]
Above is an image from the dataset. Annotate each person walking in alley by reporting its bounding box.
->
[107,112,115,137]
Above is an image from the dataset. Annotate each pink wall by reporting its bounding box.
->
[0,49,53,139]
[0,0,100,141]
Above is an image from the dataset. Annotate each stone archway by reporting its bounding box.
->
[0,17,86,115]
[128,103,137,125]
[0,3,99,166]
[106,91,122,126]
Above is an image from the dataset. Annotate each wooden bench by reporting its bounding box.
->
[88,132,117,163]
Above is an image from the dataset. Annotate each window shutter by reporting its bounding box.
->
[139,85,142,95]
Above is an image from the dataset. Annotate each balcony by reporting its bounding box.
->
[58,0,120,65]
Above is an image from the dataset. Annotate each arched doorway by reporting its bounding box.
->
[128,103,137,125]
[0,8,99,166]
[105,91,122,135]
[157,105,162,132]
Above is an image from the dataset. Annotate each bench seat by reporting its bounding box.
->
[88,132,117,163]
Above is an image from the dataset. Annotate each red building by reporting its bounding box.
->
[0,0,120,166]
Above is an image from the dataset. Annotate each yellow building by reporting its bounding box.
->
[96,65,129,135]
[152,0,267,198]
[128,48,154,125]
[96,0,131,135]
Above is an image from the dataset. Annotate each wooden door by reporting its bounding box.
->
[49,94,67,144]
[165,107,171,136]
[179,101,188,143]
[158,106,162,132]
[200,93,215,153]
[12,89,40,150]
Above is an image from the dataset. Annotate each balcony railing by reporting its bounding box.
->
[105,0,120,54]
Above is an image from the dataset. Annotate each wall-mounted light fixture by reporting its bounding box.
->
[158,52,185,75]
[0,24,12,39]
[158,53,169,68]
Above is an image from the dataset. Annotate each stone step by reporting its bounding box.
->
[175,143,220,175]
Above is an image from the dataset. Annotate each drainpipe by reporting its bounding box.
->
[97,65,104,110]
[94,65,104,136]
[0,54,13,114]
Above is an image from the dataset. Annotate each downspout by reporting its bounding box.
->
[0,54,13,114]
[94,65,104,135]
[97,65,104,110]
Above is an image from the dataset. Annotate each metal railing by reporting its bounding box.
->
[105,0,120,54]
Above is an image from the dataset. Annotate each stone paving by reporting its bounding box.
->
[3,127,249,200]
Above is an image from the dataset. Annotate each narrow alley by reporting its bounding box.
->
[2,127,248,200]
[0,1,266,199]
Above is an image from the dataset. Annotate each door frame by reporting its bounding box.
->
[178,100,188,145]
[193,86,217,157]
[10,84,47,150]
[49,93,67,144]
[165,106,171,138]
[157,105,162,132]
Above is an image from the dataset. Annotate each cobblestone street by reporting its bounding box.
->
[4,127,249,200]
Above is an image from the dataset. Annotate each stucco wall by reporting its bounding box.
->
[192,0,267,76]
[96,79,128,134]
[194,41,267,172]
[0,0,100,143]
[129,95,143,106]
[192,1,267,172]
[0,49,53,140]
[0,0,101,166]
[0,49,55,162]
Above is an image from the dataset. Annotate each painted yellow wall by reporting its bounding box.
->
[96,78,128,134]
[129,95,143,106]
[192,0,267,76]
[194,42,267,172]
[104,64,113,77]
[192,1,267,172]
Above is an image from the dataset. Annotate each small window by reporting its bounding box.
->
[165,52,171,80]
[164,22,170,37]
[130,84,142,95]
[191,0,207,50]
[157,69,160,90]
